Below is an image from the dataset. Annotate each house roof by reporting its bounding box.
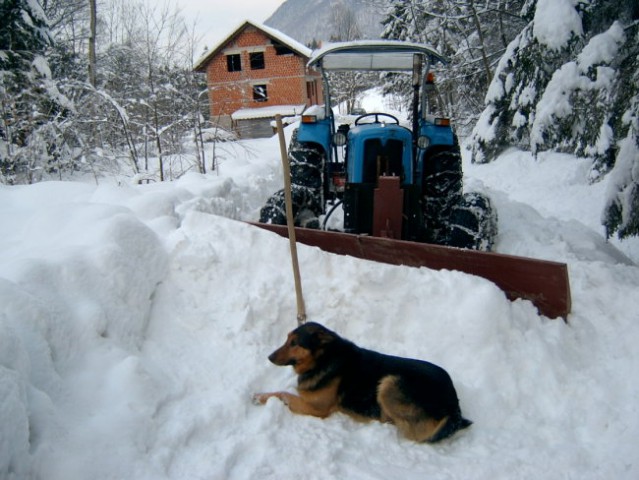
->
[193,20,312,72]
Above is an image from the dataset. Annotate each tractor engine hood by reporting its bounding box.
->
[347,123,414,184]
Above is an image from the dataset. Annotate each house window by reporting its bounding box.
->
[306,80,316,100]
[227,54,241,72]
[250,52,265,70]
[273,42,294,55]
[253,84,268,102]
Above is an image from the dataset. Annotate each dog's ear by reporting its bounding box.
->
[314,329,334,346]
[295,322,337,349]
[308,324,338,350]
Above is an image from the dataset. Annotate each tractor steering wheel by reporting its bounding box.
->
[354,113,400,126]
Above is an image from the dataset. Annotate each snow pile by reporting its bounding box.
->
[1,128,639,479]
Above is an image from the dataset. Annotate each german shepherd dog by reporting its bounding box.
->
[253,322,471,443]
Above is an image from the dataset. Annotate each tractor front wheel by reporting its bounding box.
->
[422,145,463,245]
[448,192,498,251]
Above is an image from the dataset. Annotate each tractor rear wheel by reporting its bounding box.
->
[259,185,323,228]
[259,129,324,228]
[288,129,324,190]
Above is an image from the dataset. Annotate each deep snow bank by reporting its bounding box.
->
[1,134,639,479]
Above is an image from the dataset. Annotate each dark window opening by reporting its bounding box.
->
[250,52,265,70]
[227,54,241,72]
[253,84,268,102]
[273,43,294,55]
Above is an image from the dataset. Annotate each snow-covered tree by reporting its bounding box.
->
[331,0,362,41]
[603,24,639,239]
[380,0,525,130]
[53,0,209,179]
[0,0,74,184]
[469,0,639,239]
[327,0,378,113]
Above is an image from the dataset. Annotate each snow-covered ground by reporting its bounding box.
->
[2,120,639,479]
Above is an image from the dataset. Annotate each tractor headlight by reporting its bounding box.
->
[417,136,430,149]
[333,131,347,147]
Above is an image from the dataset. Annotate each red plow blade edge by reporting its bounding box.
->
[249,222,571,320]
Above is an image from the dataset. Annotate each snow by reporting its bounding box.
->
[472,104,499,158]
[577,22,625,69]
[231,104,306,120]
[530,61,582,149]
[303,104,327,119]
[604,133,639,231]
[2,110,639,479]
[31,55,51,78]
[253,21,312,58]
[532,0,583,51]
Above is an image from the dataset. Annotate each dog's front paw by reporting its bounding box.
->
[252,393,271,405]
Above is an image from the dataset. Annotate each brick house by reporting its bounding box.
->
[194,20,323,138]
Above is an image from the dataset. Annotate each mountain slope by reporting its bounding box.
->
[265,0,384,44]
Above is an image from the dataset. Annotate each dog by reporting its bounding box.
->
[253,322,471,443]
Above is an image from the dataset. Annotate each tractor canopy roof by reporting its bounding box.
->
[308,40,447,72]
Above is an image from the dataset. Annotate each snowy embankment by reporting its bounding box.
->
[1,128,638,479]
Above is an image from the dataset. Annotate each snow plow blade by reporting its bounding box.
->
[249,222,571,320]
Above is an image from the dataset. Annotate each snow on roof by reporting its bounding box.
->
[257,22,311,58]
[194,20,311,72]
[231,104,306,120]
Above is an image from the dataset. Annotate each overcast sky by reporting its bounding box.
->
[179,0,286,55]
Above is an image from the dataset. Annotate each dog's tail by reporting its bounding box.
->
[429,414,472,443]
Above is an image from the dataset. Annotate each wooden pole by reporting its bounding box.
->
[275,115,307,324]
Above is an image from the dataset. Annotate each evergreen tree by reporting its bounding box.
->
[603,22,639,239]
[0,0,53,71]
[469,0,639,239]
[327,0,376,113]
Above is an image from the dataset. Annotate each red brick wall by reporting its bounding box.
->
[203,26,322,119]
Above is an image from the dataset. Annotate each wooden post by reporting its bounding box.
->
[275,115,307,324]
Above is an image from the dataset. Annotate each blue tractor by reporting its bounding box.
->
[260,41,497,250]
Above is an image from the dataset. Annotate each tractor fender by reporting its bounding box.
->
[297,118,333,161]
[419,123,454,147]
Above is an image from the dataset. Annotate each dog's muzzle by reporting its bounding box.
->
[268,348,295,366]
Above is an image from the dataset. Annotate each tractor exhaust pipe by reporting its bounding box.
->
[411,53,422,152]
